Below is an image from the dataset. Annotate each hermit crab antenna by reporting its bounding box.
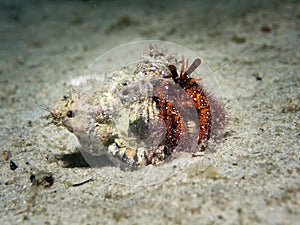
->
[185,58,201,76]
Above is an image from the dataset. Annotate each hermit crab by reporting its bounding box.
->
[48,41,225,169]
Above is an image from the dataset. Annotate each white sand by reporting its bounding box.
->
[0,0,299,224]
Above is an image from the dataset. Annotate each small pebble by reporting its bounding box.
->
[10,160,18,170]
[231,34,246,44]
[2,150,10,161]
[30,170,54,188]
[261,25,272,33]
[252,72,262,81]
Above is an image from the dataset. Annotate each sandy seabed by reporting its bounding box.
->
[0,0,299,224]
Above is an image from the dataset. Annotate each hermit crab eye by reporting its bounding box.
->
[185,58,201,75]
[66,110,75,118]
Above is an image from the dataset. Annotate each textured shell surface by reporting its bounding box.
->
[50,41,225,169]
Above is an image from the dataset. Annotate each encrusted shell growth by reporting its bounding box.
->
[49,43,225,169]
